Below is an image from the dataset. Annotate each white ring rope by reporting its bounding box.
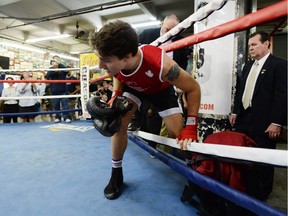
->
[131,131,288,167]
[0,65,99,73]
[0,68,79,73]
[0,94,81,100]
[150,0,227,47]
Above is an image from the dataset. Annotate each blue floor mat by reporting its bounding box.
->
[0,121,197,216]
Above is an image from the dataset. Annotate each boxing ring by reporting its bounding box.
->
[0,121,198,216]
[0,1,287,216]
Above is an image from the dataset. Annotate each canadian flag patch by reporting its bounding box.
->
[145,70,154,77]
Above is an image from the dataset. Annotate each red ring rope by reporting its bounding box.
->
[0,80,80,83]
[163,0,288,52]
[0,74,110,83]
[89,74,110,83]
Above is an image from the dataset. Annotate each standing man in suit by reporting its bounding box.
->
[132,14,189,151]
[230,31,287,200]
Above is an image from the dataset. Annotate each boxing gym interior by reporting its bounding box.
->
[0,0,287,216]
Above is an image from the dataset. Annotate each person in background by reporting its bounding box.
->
[230,31,287,200]
[38,75,54,122]
[36,76,46,112]
[139,14,188,69]
[175,87,188,125]
[45,55,71,123]
[1,77,18,123]
[88,20,200,200]
[75,72,82,117]
[16,72,40,123]
[66,71,80,120]
[102,79,113,101]
[93,81,109,102]
[0,67,5,115]
[95,89,108,102]
[0,67,5,94]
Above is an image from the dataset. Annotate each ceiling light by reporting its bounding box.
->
[0,40,79,61]
[26,34,71,43]
[131,20,161,29]
[0,41,46,54]
[70,51,81,54]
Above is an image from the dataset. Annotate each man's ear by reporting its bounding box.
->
[123,53,133,62]
[263,40,269,48]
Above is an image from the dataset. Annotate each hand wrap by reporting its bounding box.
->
[177,115,198,141]
[86,96,132,137]
[108,90,122,106]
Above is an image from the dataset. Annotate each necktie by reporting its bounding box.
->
[242,61,259,109]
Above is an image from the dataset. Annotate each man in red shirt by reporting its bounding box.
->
[89,20,201,200]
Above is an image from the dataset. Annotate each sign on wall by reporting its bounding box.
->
[80,53,99,67]
[194,0,236,115]
[80,65,91,119]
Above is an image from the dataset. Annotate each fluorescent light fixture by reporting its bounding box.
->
[70,51,81,54]
[131,20,161,29]
[0,41,46,54]
[0,40,79,61]
[26,34,71,43]
[50,52,79,61]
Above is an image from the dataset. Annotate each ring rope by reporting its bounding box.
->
[0,109,81,117]
[1,76,109,83]
[162,0,288,52]
[0,94,81,100]
[0,79,80,83]
[131,131,287,167]
[128,134,286,216]
[150,0,227,47]
[0,66,100,73]
[0,68,80,73]
[90,74,110,83]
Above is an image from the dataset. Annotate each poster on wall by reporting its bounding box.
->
[80,53,99,67]
[80,52,110,80]
[194,0,235,115]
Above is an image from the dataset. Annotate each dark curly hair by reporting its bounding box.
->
[89,20,139,59]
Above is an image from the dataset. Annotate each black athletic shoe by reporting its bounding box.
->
[104,168,123,200]
[127,122,140,132]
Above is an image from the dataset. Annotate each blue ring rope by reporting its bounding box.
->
[128,134,286,216]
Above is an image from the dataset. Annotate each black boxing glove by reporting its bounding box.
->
[93,116,121,137]
[86,96,132,119]
[111,95,133,115]
[86,96,132,136]
[86,96,115,119]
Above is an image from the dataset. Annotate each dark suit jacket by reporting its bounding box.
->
[139,28,188,70]
[233,54,287,135]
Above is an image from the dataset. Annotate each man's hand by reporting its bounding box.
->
[229,113,237,127]
[108,90,122,106]
[176,115,198,150]
[265,123,281,139]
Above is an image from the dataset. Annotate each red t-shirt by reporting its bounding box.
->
[115,45,171,95]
